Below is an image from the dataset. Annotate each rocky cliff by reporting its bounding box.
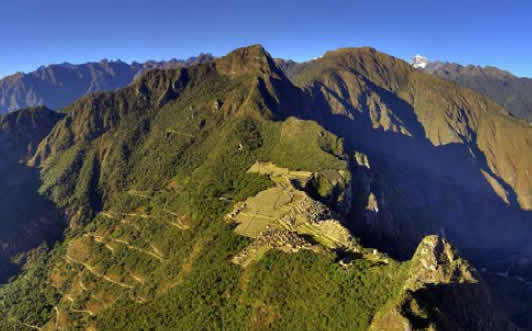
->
[370,236,516,331]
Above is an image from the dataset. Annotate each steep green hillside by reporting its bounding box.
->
[0,106,65,282]
[369,236,514,331]
[0,45,523,330]
[0,106,63,166]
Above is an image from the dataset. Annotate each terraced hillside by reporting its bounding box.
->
[0,45,528,330]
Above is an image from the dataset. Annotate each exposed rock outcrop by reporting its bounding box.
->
[404,235,476,290]
[369,236,517,331]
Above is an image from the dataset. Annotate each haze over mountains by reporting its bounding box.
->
[0,54,214,114]
[0,45,531,330]
[410,55,532,121]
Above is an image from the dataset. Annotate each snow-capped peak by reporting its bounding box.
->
[410,54,429,69]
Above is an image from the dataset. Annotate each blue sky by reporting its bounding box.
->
[1,0,531,78]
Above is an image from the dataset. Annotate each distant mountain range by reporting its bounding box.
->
[410,55,532,121]
[0,54,214,114]
[3,52,531,125]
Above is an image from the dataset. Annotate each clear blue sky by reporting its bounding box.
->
[1,0,531,79]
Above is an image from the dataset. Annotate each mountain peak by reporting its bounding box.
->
[323,46,376,54]
[318,46,405,68]
[319,46,379,63]
[406,235,477,290]
[293,46,411,91]
[0,105,63,164]
[369,236,514,331]
[215,44,281,77]
[410,54,429,68]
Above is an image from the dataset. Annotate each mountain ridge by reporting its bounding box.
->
[0,54,215,115]
[407,57,532,121]
[0,44,529,330]
[284,46,532,283]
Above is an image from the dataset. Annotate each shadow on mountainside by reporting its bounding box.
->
[401,282,518,330]
[0,164,66,283]
[274,73,532,278]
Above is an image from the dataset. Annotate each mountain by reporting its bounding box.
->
[0,106,65,282]
[289,46,532,268]
[0,54,215,114]
[274,58,307,78]
[410,54,429,69]
[415,59,532,121]
[285,47,532,327]
[369,236,515,331]
[0,45,529,330]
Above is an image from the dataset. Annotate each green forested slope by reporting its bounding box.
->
[0,106,65,282]
[0,45,525,330]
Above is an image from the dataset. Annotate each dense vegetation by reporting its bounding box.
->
[95,247,408,330]
[0,46,392,330]
[0,44,527,330]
